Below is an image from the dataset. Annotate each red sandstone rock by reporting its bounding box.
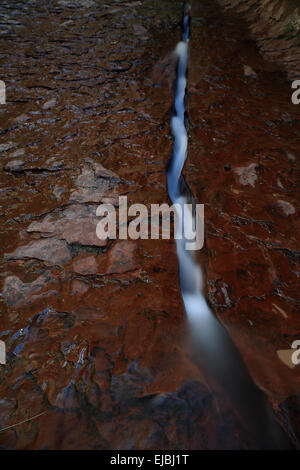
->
[234,163,258,187]
[2,273,57,307]
[42,98,57,110]
[5,238,72,266]
[189,0,300,448]
[243,65,257,78]
[72,255,98,275]
[71,279,89,295]
[0,0,298,452]
[4,159,24,172]
[276,200,296,217]
[102,241,139,275]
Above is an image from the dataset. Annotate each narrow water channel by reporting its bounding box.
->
[167,1,294,450]
[0,0,298,450]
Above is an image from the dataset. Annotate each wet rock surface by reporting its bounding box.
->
[0,0,219,450]
[189,0,299,448]
[217,0,300,80]
[0,0,299,450]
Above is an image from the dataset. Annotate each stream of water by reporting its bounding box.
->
[0,0,298,450]
[167,1,294,450]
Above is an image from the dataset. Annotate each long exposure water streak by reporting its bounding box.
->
[166,1,293,450]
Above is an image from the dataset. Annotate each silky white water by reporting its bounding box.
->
[167,11,211,324]
[166,2,292,449]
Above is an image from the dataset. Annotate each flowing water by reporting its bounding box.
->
[0,0,299,449]
[167,1,294,450]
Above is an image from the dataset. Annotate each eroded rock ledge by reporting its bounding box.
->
[217,0,300,80]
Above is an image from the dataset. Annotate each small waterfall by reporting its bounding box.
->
[166,1,293,449]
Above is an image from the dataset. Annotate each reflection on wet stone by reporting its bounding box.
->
[0,0,299,451]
